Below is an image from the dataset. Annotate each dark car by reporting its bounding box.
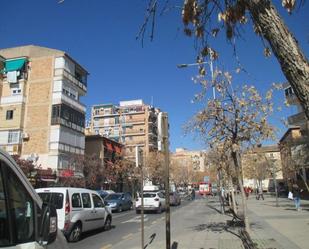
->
[104,193,133,212]
[96,189,115,200]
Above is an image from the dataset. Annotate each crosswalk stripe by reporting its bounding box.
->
[101,244,112,249]
[122,233,134,240]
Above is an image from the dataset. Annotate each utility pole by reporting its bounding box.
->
[136,146,144,249]
[162,114,170,249]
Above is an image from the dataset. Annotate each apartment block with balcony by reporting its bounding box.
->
[283,83,308,130]
[0,45,88,174]
[89,99,168,161]
[280,83,309,185]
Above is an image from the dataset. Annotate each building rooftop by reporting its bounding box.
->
[0,45,88,74]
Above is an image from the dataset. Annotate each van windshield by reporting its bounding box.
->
[38,192,64,209]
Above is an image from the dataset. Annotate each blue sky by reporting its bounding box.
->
[1,1,308,151]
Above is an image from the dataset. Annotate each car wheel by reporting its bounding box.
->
[157,205,162,214]
[67,222,82,242]
[103,216,112,231]
[118,205,122,212]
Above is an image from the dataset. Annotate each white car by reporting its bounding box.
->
[0,148,68,249]
[135,191,166,214]
[36,187,112,242]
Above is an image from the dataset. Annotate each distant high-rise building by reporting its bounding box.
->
[0,45,88,176]
[88,99,169,161]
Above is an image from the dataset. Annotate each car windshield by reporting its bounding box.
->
[38,192,64,209]
[143,193,157,198]
[105,194,122,200]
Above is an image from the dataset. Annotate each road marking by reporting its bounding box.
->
[122,233,133,240]
[101,244,112,249]
[122,215,148,223]
[151,221,157,225]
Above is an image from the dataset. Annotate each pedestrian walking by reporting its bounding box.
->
[256,185,264,200]
[292,183,303,211]
[191,188,195,200]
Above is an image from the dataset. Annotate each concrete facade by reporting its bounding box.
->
[88,99,169,162]
[0,45,88,174]
[171,148,208,172]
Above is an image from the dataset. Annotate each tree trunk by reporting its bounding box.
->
[232,151,250,232]
[300,172,309,193]
[248,0,309,119]
[230,176,237,214]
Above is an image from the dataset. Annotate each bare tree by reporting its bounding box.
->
[187,70,275,231]
[140,0,309,118]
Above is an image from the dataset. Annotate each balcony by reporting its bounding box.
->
[123,129,145,135]
[52,92,86,113]
[0,95,26,105]
[124,118,145,124]
[54,68,87,92]
[288,112,307,126]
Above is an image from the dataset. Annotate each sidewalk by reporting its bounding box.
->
[112,197,244,249]
[111,196,309,249]
[246,194,309,249]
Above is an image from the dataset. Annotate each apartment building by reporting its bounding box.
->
[0,45,88,175]
[171,148,207,172]
[280,84,309,183]
[88,99,168,161]
[242,145,283,191]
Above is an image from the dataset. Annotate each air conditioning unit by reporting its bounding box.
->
[22,133,30,140]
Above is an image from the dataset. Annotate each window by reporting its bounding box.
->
[104,109,111,115]
[0,164,10,246]
[92,194,104,208]
[82,193,92,208]
[71,193,82,208]
[38,193,63,209]
[6,164,35,244]
[8,131,19,144]
[11,84,22,95]
[6,110,13,120]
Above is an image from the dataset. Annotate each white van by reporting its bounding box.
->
[0,148,68,249]
[36,187,112,242]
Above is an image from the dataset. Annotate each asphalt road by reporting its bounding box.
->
[69,196,195,249]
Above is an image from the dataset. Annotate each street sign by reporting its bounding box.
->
[204,176,209,183]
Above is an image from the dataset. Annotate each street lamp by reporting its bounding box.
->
[176,60,215,99]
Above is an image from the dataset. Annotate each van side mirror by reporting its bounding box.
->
[40,203,57,245]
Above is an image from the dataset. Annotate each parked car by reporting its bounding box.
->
[97,189,115,200]
[36,187,112,242]
[169,192,181,206]
[136,190,166,214]
[0,148,68,249]
[104,192,133,212]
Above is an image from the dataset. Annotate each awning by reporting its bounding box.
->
[5,58,27,72]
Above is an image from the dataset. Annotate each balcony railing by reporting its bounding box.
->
[123,129,145,135]
[52,92,86,113]
[54,68,87,91]
[288,112,307,126]
[0,95,25,105]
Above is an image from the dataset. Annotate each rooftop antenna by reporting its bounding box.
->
[151,96,154,107]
